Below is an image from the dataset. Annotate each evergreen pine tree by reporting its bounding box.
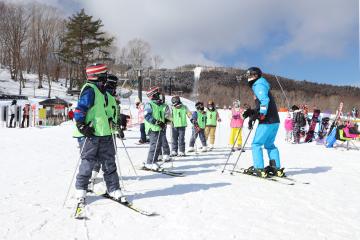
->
[60,9,113,86]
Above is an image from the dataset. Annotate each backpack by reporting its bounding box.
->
[295,112,306,127]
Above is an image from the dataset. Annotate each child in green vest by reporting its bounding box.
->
[158,94,172,162]
[205,100,221,149]
[73,64,125,207]
[170,96,192,157]
[188,101,207,152]
[90,74,119,187]
[143,87,167,170]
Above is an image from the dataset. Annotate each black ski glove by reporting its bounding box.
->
[248,111,263,129]
[248,119,255,130]
[155,120,166,129]
[243,108,256,119]
[76,122,94,137]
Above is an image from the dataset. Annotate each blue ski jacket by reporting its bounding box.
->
[252,77,280,124]
[74,82,107,123]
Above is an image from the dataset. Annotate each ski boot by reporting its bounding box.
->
[200,146,208,152]
[255,169,268,178]
[178,152,185,157]
[244,166,268,178]
[142,162,161,171]
[274,168,286,177]
[187,147,195,153]
[108,189,127,203]
[163,155,172,162]
[170,151,178,157]
[265,160,286,177]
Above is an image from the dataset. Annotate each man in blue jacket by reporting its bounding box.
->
[243,67,285,178]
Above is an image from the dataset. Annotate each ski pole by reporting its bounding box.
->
[119,137,138,177]
[221,127,242,173]
[150,130,162,169]
[62,137,87,208]
[275,75,290,110]
[229,127,254,175]
[216,120,221,148]
[191,126,199,155]
[112,133,125,190]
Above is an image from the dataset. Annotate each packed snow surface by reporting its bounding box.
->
[1,102,360,240]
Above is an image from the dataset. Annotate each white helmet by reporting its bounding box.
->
[233,100,240,108]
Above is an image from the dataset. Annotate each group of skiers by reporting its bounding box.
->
[284,105,330,144]
[71,64,285,209]
[283,102,360,146]
[135,66,285,177]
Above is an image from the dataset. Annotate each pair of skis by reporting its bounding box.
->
[140,166,185,177]
[230,168,310,186]
[75,166,184,219]
[74,191,158,219]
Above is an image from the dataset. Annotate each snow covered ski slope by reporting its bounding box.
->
[0,109,359,240]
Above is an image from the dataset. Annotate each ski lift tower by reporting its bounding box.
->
[236,75,242,102]
[135,68,143,102]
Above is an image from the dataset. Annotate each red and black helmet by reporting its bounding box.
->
[85,63,108,81]
[146,87,161,100]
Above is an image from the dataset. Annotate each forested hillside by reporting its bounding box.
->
[148,68,360,112]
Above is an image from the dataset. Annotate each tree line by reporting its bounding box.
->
[0,1,163,97]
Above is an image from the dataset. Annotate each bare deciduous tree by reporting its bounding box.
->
[0,2,30,94]
[152,55,164,70]
[126,38,151,70]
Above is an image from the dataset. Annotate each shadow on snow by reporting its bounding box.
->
[285,166,332,176]
[132,182,231,200]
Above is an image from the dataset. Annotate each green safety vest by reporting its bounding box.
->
[105,92,118,133]
[197,111,206,129]
[206,110,217,126]
[73,83,112,137]
[172,105,188,128]
[144,101,165,134]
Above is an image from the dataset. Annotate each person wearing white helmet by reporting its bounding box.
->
[229,100,244,151]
